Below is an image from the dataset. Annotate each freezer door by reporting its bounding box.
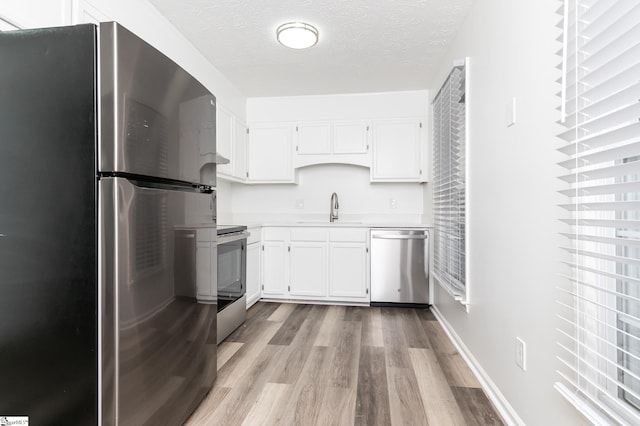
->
[99,22,216,184]
[100,177,217,426]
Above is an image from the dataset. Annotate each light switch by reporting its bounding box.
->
[507,97,516,127]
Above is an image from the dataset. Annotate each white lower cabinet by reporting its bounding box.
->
[245,227,262,308]
[328,243,368,300]
[260,227,369,303]
[289,228,328,298]
[261,233,288,297]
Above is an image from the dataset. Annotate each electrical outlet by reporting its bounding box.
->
[516,337,527,371]
[295,199,304,209]
[390,199,397,209]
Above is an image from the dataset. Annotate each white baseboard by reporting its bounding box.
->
[431,305,525,426]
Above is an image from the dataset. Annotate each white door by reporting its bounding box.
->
[246,242,261,307]
[329,243,368,299]
[261,240,287,297]
[296,122,331,154]
[216,106,234,176]
[371,119,421,181]
[289,242,327,298]
[233,118,247,180]
[333,121,369,154]
[247,123,294,182]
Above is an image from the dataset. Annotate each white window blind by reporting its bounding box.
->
[556,1,640,424]
[432,61,467,302]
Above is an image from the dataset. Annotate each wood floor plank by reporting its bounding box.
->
[451,386,505,426]
[246,300,280,321]
[217,321,282,388]
[417,307,437,322]
[314,305,346,347]
[217,341,243,371]
[267,302,297,322]
[408,348,466,426]
[400,308,432,349]
[316,387,357,426]
[241,382,290,426]
[185,386,231,425]
[343,305,366,321]
[328,320,362,388]
[199,344,286,425]
[267,345,336,425]
[424,321,480,387]
[381,307,411,368]
[355,346,391,426]
[386,366,430,426]
[360,306,384,347]
[270,305,328,384]
[269,303,314,345]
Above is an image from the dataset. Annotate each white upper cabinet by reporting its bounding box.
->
[296,122,331,154]
[232,117,247,180]
[216,104,247,182]
[333,120,369,154]
[247,123,295,183]
[370,118,424,182]
[293,120,370,168]
[216,105,234,176]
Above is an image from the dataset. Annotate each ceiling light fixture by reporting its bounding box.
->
[276,22,319,49]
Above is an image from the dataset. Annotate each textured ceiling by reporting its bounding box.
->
[147,0,473,97]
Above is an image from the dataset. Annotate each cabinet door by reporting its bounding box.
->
[371,119,422,181]
[296,122,331,154]
[289,242,326,298]
[333,121,369,154]
[329,243,368,299]
[247,124,294,182]
[262,240,287,297]
[216,105,234,176]
[246,242,261,307]
[233,118,247,180]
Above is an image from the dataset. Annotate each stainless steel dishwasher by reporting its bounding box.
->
[370,228,430,306]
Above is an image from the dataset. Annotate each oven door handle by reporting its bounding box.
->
[216,231,250,245]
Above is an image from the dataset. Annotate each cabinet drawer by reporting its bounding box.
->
[329,228,367,242]
[290,228,328,242]
[263,227,288,240]
[247,226,262,245]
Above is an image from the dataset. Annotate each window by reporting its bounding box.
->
[432,60,467,303]
[555,1,640,424]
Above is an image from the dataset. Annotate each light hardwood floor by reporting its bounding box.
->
[186,302,504,426]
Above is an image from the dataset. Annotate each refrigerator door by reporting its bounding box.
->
[100,177,217,425]
[99,22,216,185]
[0,25,98,424]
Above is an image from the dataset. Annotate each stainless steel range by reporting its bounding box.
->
[217,225,250,343]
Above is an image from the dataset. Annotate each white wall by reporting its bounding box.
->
[430,1,583,425]
[230,164,424,224]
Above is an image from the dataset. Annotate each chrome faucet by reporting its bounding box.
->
[330,192,339,222]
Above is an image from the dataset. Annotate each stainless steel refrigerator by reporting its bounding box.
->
[0,23,218,425]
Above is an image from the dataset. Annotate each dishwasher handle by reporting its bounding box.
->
[371,233,428,240]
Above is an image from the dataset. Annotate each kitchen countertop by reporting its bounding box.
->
[176,222,431,229]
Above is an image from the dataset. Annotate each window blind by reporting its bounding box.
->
[432,61,467,302]
[556,1,640,424]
